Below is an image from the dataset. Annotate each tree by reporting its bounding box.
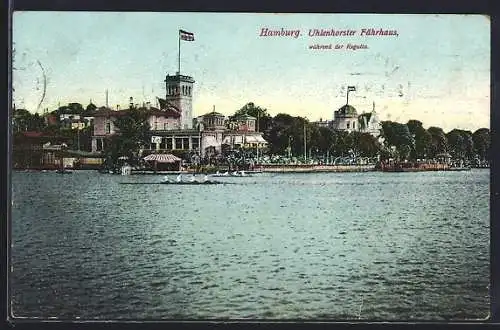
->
[266,113,295,154]
[407,120,431,159]
[472,128,490,161]
[380,121,414,160]
[102,108,151,171]
[358,133,381,157]
[12,108,46,132]
[84,102,97,116]
[427,126,448,158]
[446,129,474,161]
[231,102,272,133]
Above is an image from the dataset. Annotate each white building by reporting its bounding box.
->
[91,71,267,157]
[315,101,381,137]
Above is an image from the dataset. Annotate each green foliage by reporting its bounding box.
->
[231,102,272,133]
[13,108,46,132]
[407,120,431,159]
[380,121,414,160]
[472,128,490,161]
[102,108,151,170]
[427,126,448,158]
[358,133,381,157]
[446,129,474,160]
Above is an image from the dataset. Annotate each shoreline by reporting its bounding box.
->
[13,165,486,174]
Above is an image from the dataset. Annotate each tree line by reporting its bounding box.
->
[233,103,490,164]
[12,102,490,168]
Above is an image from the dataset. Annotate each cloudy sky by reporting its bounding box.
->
[13,12,489,131]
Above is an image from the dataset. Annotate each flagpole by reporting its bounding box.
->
[178,31,181,74]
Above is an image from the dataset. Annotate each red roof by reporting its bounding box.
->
[22,131,44,138]
[94,106,181,119]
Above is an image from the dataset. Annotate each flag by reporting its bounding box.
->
[179,29,195,41]
[348,86,356,92]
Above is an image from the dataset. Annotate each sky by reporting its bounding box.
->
[12,12,490,132]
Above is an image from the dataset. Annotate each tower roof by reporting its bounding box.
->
[165,73,195,83]
[202,111,225,117]
[337,104,358,116]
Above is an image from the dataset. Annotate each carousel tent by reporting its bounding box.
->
[143,153,182,171]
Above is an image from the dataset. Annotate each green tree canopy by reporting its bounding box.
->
[380,121,414,160]
[407,120,431,159]
[231,102,272,133]
[102,108,151,170]
[427,126,448,158]
[472,128,490,161]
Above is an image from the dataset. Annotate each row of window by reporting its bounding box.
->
[94,137,199,152]
[167,85,192,96]
[151,137,199,150]
[104,121,188,134]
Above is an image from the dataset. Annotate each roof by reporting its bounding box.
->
[143,153,181,163]
[157,98,181,113]
[93,106,181,119]
[21,131,44,138]
[202,111,225,117]
[337,104,358,116]
[358,113,372,129]
[236,114,256,120]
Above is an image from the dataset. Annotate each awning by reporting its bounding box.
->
[245,136,258,143]
[143,153,181,163]
[233,136,243,144]
[222,136,232,144]
[255,136,267,143]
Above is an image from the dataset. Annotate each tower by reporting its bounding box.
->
[165,73,195,129]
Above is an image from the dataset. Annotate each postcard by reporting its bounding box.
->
[10,12,490,321]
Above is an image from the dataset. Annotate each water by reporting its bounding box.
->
[10,169,490,320]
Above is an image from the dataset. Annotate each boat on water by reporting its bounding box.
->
[56,169,72,174]
[120,181,226,185]
[210,170,252,177]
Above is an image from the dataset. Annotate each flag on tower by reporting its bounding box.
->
[179,30,195,41]
[347,86,356,92]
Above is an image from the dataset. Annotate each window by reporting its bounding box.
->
[160,138,166,149]
[191,137,199,150]
[166,138,173,149]
[105,122,111,134]
[353,121,356,129]
[175,138,183,149]
[164,123,168,130]
[346,122,350,129]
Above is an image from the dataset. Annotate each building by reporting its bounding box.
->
[314,101,381,137]
[164,73,194,129]
[91,71,268,157]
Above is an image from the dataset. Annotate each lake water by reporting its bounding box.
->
[10,169,490,320]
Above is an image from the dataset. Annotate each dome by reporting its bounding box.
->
[337,104,358,116]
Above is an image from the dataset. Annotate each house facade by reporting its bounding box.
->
[91,72,268,157]
[315,102,381,137]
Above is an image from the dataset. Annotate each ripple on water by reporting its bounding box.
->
[10,170,490,320]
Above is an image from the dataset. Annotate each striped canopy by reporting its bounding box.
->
[143,153,181,163]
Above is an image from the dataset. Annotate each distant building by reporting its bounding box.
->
[314,101,381,137]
